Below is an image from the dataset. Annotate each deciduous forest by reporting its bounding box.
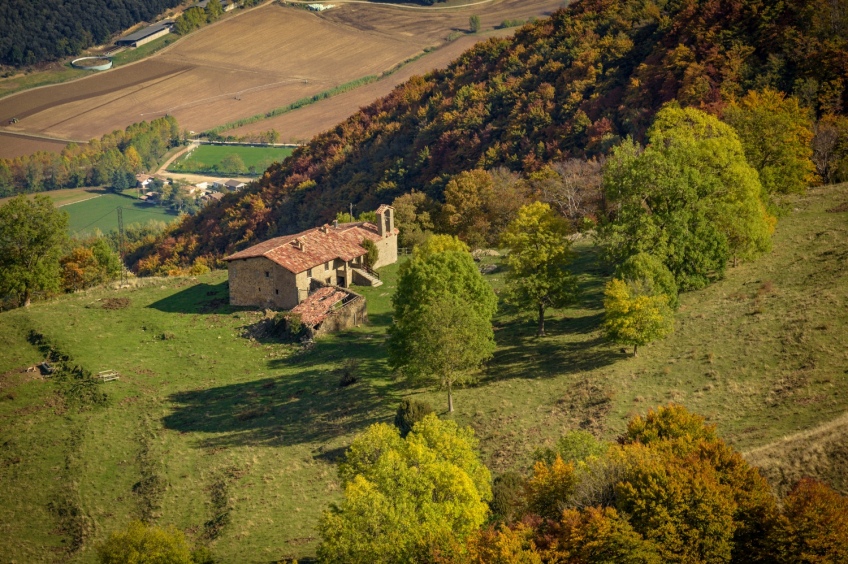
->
[0,0,182,67]
[130,0,848,273]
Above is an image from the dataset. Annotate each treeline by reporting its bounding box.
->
[130,0,848,272]
[0,116,180,197]
[0,194,175,309]
[316,404,848,562]
[0,0,182,67]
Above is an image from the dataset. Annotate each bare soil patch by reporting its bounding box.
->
[0,132,70,159]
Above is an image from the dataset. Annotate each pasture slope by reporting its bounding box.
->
[0,0,563,158]
[0,184,846,561]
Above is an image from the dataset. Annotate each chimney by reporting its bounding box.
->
[377,208,386,237]
[333,219,339,229]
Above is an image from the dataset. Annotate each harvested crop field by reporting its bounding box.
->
[0,132,70,159]
[229,29,518,143]
[0,0,563,157]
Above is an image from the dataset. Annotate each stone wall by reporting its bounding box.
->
[372,234,398,269]
[228,257,305,309]
[314,294,368,337]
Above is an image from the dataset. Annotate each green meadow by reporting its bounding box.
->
[168,145,295,176]
[1,185,847,561]
[62,192,178,235]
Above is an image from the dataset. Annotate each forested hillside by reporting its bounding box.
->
[131,0,848,272]
[0,0,182,66]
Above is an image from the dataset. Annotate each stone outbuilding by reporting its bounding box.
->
[224,205,397,309]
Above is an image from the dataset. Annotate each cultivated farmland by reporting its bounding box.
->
[0,132,69,159]
[229,28,519,143]
[0,0,564,157]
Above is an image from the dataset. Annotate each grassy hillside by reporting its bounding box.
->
[1,184,846,562]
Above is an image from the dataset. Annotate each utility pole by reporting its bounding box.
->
[117,207,127,286]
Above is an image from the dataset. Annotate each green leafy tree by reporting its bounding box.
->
[205,0,223,21]
[501,202,579,336]
[412,233,469,261]
[392,190,436,249]
[97,521,198,564]
[318,414,492,562]
[470,14,481,33]
[394,398,434,438]
[404,296,496,412]
[389,247,496,412]
[724,89,817,195]
[600,106,774,290]
[615,252,679,309]
[603,278,673,356]
[0,195,68,306]
[219,154,246,175]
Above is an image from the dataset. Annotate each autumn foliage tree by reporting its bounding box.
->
[318,415,491,562]
[724,89,817,195]
[603,278,673,356]
[464,405,827,564]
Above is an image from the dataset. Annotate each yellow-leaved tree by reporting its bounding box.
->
[603,278,673,356]
[318,414,492,562]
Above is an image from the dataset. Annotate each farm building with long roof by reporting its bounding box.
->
[224,205,397,309]
[116,21,174,47]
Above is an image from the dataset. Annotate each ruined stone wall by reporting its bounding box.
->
[314,295,368,337]
[228,257,301,309]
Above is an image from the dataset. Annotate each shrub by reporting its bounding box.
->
[362,238,379,269]
[97,521,195,564]
[394,398,434,438]
[490,472,526,523]
[339,359,360,388]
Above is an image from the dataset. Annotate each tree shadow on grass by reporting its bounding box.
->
[147,281,244,315]
[484,311,624,382]
[162,331,399,449]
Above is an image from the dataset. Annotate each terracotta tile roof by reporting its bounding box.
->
[376,204,393,215]
[224,221,397,274]
[290,286,349,325]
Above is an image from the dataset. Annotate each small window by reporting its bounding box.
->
[307,268,312,277]
[325,262,330,271]
[275,289,279,295]
[265,271,270,278]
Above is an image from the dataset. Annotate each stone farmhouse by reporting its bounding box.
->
[224,205,397,310]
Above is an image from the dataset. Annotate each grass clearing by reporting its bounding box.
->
[1,184,846,561]
[168,145,295,175]
[62,192,179,235]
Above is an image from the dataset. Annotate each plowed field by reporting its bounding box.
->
[0,0,563,157]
